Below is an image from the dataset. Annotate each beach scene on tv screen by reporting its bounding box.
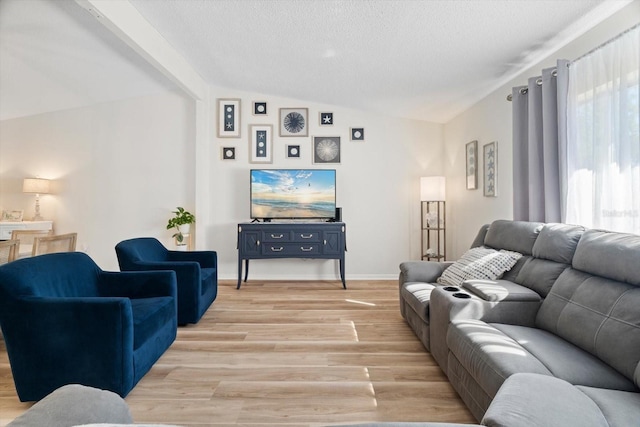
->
[251,169,336,218]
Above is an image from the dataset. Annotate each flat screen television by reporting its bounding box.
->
[250,169,336,220]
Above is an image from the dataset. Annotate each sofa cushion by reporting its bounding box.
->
[437,247,522,287]
[462,279,541,302]
[573,229,640,287]
[576,385,640,427]
[532,223,584,263]
[483,220,543,255]
[482,373,609,427]
[491,323,635,391]
[131,296,176,350]
[400,282,435,322]
[514,258,570,297]
[447,319,553,398]
[536,268,640,388]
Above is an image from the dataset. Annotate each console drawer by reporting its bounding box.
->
[292,231,321,243]
[262,231,293,242]
[262,243,321,256]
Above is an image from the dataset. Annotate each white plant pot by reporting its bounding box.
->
[177,224,191,234]
[174,244,187,252]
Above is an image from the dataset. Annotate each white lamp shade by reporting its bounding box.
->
[23,178,51,194]
[420,176,445,201]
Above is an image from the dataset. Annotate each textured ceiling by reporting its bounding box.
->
[0,0,633,122]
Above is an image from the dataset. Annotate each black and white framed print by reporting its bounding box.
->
[217,98,241,138]
[466,140,478,190]
[287,144,301,158]
[312,136,341,164]
[320,112,333,126]
[253,101,267,115]
[280,108,308,137]
[350,127,364,141]
[483,141,498,197]
[222,147,236,160]
[249,124,273,163]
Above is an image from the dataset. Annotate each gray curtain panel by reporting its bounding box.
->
[512,59,569,222]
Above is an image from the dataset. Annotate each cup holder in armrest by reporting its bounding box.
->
[453,292,471,299]
[443,286,459,292]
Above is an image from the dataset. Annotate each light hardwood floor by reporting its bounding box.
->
[0,280,475,426]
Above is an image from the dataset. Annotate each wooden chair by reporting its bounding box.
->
[0,239,19,265]
[32,233,77,256]
[11,229,54,255]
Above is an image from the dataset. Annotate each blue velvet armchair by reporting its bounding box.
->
[0,252,177,402]
[115,237,218,324]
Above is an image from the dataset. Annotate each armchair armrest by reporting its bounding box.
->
[399,260,452,285]
[98,270,177,300]
[2,297,135,398]
[167,250,217,268]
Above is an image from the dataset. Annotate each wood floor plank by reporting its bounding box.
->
[0,280,476,426]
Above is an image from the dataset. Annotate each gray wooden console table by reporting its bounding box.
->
[237,222,346,289]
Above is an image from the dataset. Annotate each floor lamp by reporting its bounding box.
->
[23,178,51,221]
[420,176,446,261]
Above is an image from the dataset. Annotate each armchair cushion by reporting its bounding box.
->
[116,238,218,324]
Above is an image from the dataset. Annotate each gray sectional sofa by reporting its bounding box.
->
[399,219,640,426]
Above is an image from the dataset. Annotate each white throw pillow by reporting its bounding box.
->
[437,246,522,286]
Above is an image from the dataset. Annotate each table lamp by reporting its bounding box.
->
[23,178,51,221]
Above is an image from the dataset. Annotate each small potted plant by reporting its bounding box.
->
[166,207,195,247]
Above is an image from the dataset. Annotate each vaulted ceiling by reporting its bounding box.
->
[0,0,633,122]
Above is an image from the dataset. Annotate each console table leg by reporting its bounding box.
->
[244,259,250,282]
[237,259,243,289]
[340,259,346,289]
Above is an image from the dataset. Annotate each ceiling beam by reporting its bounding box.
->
[74,0,207,100]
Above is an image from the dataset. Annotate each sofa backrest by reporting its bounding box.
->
[536,229,640,387]
[481,220,543,282]
[515,223,584,297]
[115,238,168,269]
[0,252,101,300]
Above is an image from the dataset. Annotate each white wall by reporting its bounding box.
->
[207,88,443,280]
[443,1,640,259]
[0,91,194,270]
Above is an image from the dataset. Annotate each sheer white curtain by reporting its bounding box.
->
[566,25,640,233]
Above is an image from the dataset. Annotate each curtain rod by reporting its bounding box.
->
[506,22,640,102]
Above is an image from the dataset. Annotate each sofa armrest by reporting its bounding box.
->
[99,270,177,300]
[167,250,217,268]
[7,384,133,427]
[428,286,541,371]
[399,261,452,285]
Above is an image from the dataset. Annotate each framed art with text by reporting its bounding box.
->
[249,124,273,163]
[466,140,478,190]
[217,98,241,138]
[312,136,341,164]
[483,141,498,197]
[280,108,309,137]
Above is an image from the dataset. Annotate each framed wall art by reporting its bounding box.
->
[249,124,273,163]
[287,144,301,158]
[312,136,341,164]
[350,127,364,141]
[217,98,241,138]
[1,209,23,221]
[465,140,478,190]
[483,141,498,197]
[222,147,236,160]
[320,112,333,126]
[280,108,308,137]
[253,101,267,115]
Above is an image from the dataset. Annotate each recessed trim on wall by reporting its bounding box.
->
[312,136,341,164]
[217,98,241,138]
[280,108,309,137]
